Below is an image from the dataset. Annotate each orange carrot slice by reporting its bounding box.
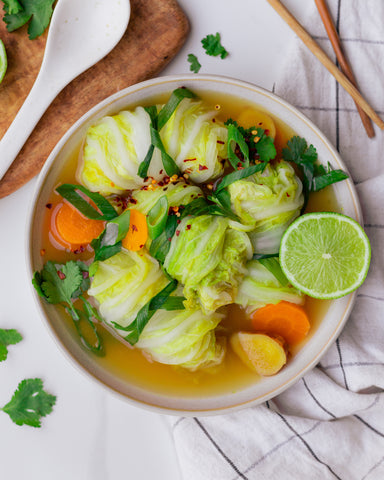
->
[251,301,310,345]
[55,202,105,246]
[122,209,148,251]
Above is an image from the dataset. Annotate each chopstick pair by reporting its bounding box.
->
[267,0,383,137]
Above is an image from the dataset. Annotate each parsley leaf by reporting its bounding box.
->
[0,328,22,362]
[2,378,56,427]
[201,32,228,59]
[187,53,201,73]
[3,0,55,40]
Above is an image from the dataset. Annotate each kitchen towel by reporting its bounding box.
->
[168,1,384,478]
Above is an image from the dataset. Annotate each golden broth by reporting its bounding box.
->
[38,90,341,397]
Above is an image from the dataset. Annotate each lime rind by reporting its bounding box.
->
[0,39,7,84]
[279,212,371,300]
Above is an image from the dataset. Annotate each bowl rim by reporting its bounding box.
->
[27,73,361,416]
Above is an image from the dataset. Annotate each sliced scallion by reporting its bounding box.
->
[147,196,169,239]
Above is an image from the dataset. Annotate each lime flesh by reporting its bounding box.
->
[279,212,371,299]
[0,39,7,84]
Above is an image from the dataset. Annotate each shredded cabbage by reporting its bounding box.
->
[137,309,225,371]
[228,161,304,253]
[236,259,304,314]
[164,215,252,312]
[88,249,169,331]
[160,98,227,183]
[77,107,163,195]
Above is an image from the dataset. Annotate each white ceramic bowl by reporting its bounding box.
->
[28,74,361,415]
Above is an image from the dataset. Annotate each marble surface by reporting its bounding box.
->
[0,0,311,478]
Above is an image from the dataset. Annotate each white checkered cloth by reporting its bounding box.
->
[168,1,384,478]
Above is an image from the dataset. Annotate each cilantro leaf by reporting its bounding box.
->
[0,328,22,362]
[36,261,83,305]
[2,378,56,427]
[282,136,348,196]
[3,0,55,40]
[187,53,201,73]
[2,0,23,14]
[254,132,277,163]
[201,32,228,59]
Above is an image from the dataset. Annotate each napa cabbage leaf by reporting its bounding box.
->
[160,98,227,183]
[88,249,169,331]
[164,215,252,312]
[137,309,225,370]
[236,259,304,314]
[228,161,304,253]
[77,107,163,195]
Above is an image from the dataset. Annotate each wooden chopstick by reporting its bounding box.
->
[314,0,375,138]
[266,0,384,131]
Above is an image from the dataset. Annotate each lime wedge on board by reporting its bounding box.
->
[0,39,7,84]
[279,212,371,299]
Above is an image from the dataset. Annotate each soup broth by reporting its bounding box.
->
[38,90,340,397]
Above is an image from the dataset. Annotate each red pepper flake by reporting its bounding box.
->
[186,224,191,230]
[217,140,224,145]
[45,203,53,209]
[176,230,180,236]
[198,164,208,171]
[131,224,138,232]
[160,169,163,175]
[40,249,46,256]
[163,187,168,191]
[258,122,262,126]
[265,129,270,136]
[168,237,172,242]
[164,176,170,184]
[286,193,290,197]
[129,198,138,204]
[139,244,144,249]
[237,166,244,170]
[212,118,216,123]
[183,158,196,163]
[57,270,66,280]
[82,271,89,279]
[237,162,243,168]
[73,245,85,255]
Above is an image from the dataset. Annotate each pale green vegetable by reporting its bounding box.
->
[160,98,227,183]
[236,259,304,314]
[137,309,225,370]
[77,107,163,195]
[228,161,304,254]
[88,250,169,331]
[164,215,252,312]
[130,180,203,214]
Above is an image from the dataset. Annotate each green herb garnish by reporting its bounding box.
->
[201,32,228,59]
[3,0,55,40]
[282,136,348,199]
[0,328,22,362]
[147,196,169,239]
[187,53,201,73]
[2,378,56,427]
[33,261,104,355]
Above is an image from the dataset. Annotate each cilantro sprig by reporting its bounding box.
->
[2,378,56,427]
[0,328,22,362]
[282,136,348,206]
[33,261,104,355]
[2,0,55,40]
[201,32,229,59]
[187,53,201,73]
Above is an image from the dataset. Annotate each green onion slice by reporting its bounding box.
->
[157,87,196,131]
[258,257,288,286]
[147,196,169,239]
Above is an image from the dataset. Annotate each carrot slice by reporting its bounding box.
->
[55,202,105,246]
[251,301,310,345]
[122,209,148,251]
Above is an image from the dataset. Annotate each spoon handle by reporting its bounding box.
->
[0,72,60,181]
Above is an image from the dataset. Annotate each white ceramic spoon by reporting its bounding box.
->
[0,0,130,180]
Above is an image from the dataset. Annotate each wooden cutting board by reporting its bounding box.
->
[0,0,189,198]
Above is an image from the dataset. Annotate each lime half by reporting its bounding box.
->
[0,39,7,84]
[279,212,371,299]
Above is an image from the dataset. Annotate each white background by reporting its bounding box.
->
[0,1,314,478]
